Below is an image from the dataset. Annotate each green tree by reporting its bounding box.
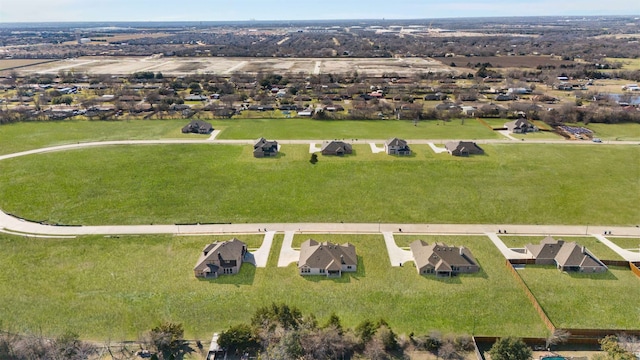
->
[488,337,532,360]
[218,324,260,355]
[147,322,193,360]
[599,335,635,360]
[355,319,377,345]
[324,313,342,334]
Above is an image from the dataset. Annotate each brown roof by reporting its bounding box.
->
[298,239,357,270]
[555,242,606,268]
[194,238,246,273]
[445,141,484,156]
[321,141,352,155]
[525,236,564,260]
[410,240,479,271]
[385,137,408,147]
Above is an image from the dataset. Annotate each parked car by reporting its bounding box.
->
[592,138,602,143]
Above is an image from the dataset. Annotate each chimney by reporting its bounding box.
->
[459,246,464,256]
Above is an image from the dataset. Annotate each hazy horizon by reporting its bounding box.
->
[1,0,638,23]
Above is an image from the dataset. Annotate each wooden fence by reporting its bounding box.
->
[631,262,640,278]
[505,260,556,332]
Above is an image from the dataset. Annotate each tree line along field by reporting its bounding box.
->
[0,233,548,340]
[0,143,637,226]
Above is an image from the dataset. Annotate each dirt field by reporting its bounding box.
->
[437,55,575,69]
[13,56,453,76]
[0,59,57,71]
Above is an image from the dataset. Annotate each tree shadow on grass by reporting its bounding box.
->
[197,263,256,286]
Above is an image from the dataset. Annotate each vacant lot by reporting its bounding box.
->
[0,59,55,71]
[0,119,202,155]
[216,118,500,140]
[0,144,637,226]
[436,55,575,69]
[517,265,640,329]
[0,233,546,340]
[498,236,625,261]
[584,123,640,141]
[16,56,451,76]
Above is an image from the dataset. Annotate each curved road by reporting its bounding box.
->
[1,137,639,262]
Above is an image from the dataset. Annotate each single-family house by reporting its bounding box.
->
[182,120,213,134]
[524,237,607,272]
[505,118,539,134]
[253,137,279,158]
[445,141,484,156]
[321,141,352,156]
[384,138,411,155]
[410,240,480,276]
[298,239,357,277]
[194,238,248,278]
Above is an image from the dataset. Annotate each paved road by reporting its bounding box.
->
[1,137,639,264]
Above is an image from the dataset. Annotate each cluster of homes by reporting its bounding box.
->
[180,120,487,157]
[193,236,608,279]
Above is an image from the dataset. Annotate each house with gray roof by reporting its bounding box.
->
[524,237,607,272]
[182,120,213,134]
[385,138,411,155]
[321,141,352,156]
[505,118,539,134]
[410,240,480,277]
[253,137,279,158]
[194,238,247,278]
[445,141,484,156]
[298,239,357,277]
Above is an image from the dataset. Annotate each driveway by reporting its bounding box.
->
[278,231,300,267]
[244,231,274,267]
[369,143,385,153]
[382,232,413,266]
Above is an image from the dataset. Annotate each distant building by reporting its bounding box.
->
[321,141,352,156]
[182,120,213,134]
[384,138,411,155]
[253,137,279,158]
[194,238,248,278]
[445,141,484,156]
[298,239,357,277]
[410,240,480,276]
[505,118,539,134]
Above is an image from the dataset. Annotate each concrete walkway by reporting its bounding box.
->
[592,234,640,262]
[278,231,299,267]
[382,232,413,266]
[309,143,322,153]
[428,143,449,154]
[369,143,386,153]
[248,231,275,267]
[498,130,518,140]
[486,232,534,260]
[207,130,221,141]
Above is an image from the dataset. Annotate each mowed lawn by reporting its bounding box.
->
[0,119,205,155]
[498,236,625,261]
[0,233,547,340]
[0,118,499,155]
[215,118,501,140]
[584,123,640,141]
[0,143,637,226]
[516,266,640,329]
[608,237,640,251]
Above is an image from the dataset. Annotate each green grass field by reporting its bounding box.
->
[585,123,640,141]
[214,118,501,140]
[516,265,640,329]
[0,233,546,340]
[608,237,640,251]
[498,236,625,261]
[0,143,637,226]
[0,120,205,155]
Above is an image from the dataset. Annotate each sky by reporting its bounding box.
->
[1,0,639,23]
